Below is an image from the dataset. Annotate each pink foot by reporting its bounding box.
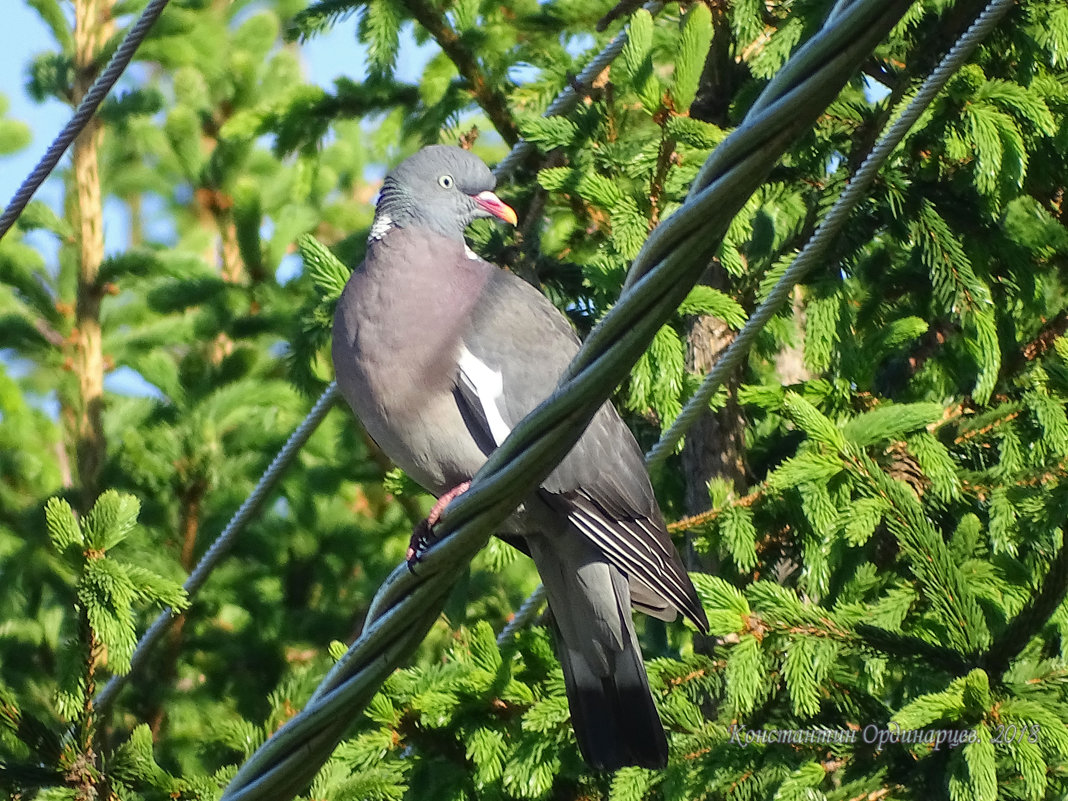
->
[406,481,471,566]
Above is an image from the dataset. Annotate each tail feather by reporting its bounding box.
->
[554,622,668,770]
[526,529,669,771]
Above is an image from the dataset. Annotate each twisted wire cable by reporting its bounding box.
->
[496,584,548,645]
[645,0,1017,468]
[91,1,666,714]
[221,2,913,797]
[492,1,663,179]
[0,0,173,242]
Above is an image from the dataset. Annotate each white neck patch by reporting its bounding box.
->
[368,214,394,242]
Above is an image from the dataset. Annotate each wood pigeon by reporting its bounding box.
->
[332,145,709,770]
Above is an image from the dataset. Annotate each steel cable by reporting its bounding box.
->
[0,0,173,242]
[646,0,1017,467]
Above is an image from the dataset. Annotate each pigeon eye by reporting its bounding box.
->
[438,174,454,189]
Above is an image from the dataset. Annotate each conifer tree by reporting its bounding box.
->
[2,0,1068,799]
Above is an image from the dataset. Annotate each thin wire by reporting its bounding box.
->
[493,1,663,179]
[496,584,546,645]
[94,383,341,715]
[0,0,173,242]
[645,0,1016,468]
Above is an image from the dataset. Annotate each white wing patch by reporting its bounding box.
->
[457,345,512,446]
[463,244,480,260]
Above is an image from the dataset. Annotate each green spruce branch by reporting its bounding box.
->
[400,0,518,145]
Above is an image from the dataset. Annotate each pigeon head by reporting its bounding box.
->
[373,145,518,241]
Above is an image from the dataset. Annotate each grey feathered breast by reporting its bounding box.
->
[333,225,706,630]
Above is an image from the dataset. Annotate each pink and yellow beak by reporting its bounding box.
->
[474,190,518,226]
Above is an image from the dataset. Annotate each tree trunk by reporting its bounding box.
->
[70,0,113,510]
[681,306,748,512]
[678,12,754,524]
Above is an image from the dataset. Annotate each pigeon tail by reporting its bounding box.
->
[526,527,669,771]
[555,621,668,770]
